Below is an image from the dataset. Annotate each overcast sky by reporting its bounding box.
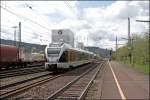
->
[1,1,149,50]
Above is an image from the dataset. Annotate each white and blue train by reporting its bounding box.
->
[45,42,97,72]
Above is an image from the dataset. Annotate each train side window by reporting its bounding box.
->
[71,50,74,61]
[71,50,76,62]
[75,51,78,61]
[82,52,84,60]
[59,50,67,62]
[78,51,81,61]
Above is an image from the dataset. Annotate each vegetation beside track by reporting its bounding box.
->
[112,32,149,74]
[120,60,149,74]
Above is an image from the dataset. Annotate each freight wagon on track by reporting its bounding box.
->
[0,44,45,70]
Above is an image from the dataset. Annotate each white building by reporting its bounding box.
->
[51,29,74,47]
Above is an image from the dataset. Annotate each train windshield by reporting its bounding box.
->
[47,48,60,56]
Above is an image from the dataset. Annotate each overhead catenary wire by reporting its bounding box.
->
[1,4,50,32]
[64,1,127,49]
[23,0,33,9]
[1,4,50,39]
[64,1,95,45]
[23,0,51,27]
[1,24,49,39]
[1,29,48,44]
[1,2,53,44]
[1,24,49,43]
[29,1,51,23]
[64,1,87,45]
[64,1,89,27]
[1,27,34,38]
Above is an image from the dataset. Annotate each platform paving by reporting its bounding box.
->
[101,61,149,99]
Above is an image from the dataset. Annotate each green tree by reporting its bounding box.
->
[112,32,149,73]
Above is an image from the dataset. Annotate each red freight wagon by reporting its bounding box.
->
[0,44,19,69]
[0,44,45,70]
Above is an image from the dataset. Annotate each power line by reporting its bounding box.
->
[64,1,77,18]
[64,1,92,46]
[64,1,101,46]
[1,30,49,43]
[23,0,33,9]
[65,1,89,26]
[1,5,50,39]
[1,25,49,38]
[2,2,47,45]
[1,5,50,32]
[1,27,32,38]
[1,27,49,44]
[23,0,51,27]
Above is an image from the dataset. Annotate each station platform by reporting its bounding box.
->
[101,61,149,99]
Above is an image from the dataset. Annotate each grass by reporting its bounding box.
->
[119,60,149,74]
[133,63,149,74]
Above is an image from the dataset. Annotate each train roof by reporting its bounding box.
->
[0,44,17,48]
[70,47,94,55]
[63,43,94,55]
[47,42,95,55]
[48,42,72,48]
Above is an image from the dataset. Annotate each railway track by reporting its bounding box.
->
[0,64,44,74]
[0,66,45,79]
[0,72,52,90]
[47,62,104,100]
[0,63,92,99]
[0,74,61,99]
[0,61,105,99]
[0,62,44,71]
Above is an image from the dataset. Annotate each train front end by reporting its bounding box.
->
[45,43,62,71]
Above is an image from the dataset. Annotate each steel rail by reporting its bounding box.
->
[0,72,51,90]
[78,62,104,100]
[0,65,44,74]
[47,62,103,100]
[0,75,61,99]
[0,67,45,79]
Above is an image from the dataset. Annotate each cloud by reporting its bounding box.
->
[1,1,149,49]
[82,1,149,49]
[1,1,78,45]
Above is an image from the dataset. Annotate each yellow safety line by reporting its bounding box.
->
[108,61,126,100]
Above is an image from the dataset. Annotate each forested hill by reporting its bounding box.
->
[1,39,113,58]
[84,46,112,58]
[0,39,46,53]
